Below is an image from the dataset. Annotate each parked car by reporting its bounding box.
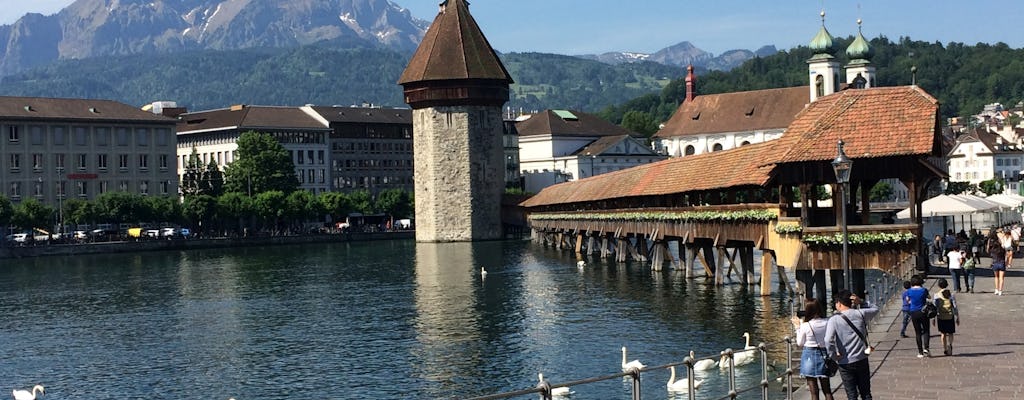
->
[160,227,178,238]
[144,229,162,239]
[11,233,29,243]
[73,230,89,241]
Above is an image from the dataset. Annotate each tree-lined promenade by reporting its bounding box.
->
[0,131,414,240]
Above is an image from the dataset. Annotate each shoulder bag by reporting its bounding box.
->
[839,311,875,355]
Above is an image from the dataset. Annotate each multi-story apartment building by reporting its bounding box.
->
[176,105,333,194]
[176,104,415,196]
[0,96,179,214]
[308,106,413,194]
[948,128,1024,194]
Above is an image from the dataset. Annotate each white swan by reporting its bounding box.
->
[690,350,717,370]
[13,385,44,400]
[577,260,586,270]
[538,373,572,397]
[667,366,703,392]
[480,267,487,278]
[720,333,758,368]
[621,346,645,371]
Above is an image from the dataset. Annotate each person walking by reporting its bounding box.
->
[792,299,835,400]
[989,229,1008,295]
[962,249,976,293]
[932,288,960,356]
[946,246,964,293]
[899,281,912,338]
[999,227,1014,269]
[825,290,879,400]
[904,275,931,357]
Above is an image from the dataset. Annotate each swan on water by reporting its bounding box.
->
[577,260,586,270]
[621,346,645,371]
[720,332,757,368]
[12,385,44,400]
[538,373,572,397]
[690,350,717,370]
[480,267,487,278]
[667,365,703,391]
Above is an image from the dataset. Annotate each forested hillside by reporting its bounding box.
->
[0,46,680,112]
[601,37,1024,136]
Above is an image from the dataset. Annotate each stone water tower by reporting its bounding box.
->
[398,0,513,242]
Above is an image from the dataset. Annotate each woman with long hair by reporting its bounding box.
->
[792,299,835,400]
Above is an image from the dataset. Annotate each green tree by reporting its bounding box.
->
[374,189,413,219]
[944,181,977,195]
[218,192,254,234]
[0,196,14,245]
[223,131,298,195]
[183,195,217,233]
[95,192,145,223]
[62,198,100,226]
[869,182,895,202]
[254,190,287,233]
[181,147,205,197]
[619,110,659,137]
[348,190,373,214]
[284,190,320,226]
[979,179,1004,196]
[12,198,54,232]
[145,196,182,223]
[319,191,352,221]
[205,159,225,197]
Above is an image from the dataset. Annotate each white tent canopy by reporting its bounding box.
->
[896,194,998,219]
[986,193,1024,209]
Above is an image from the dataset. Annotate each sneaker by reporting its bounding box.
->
[900,334,909,338]
[923,349,930,357]
[917,353,925,358]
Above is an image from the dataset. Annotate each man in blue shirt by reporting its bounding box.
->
[825,289,879,400]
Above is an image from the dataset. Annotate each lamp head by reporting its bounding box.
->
[831,139,853,184]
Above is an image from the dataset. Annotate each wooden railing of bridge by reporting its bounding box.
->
[527,204,920,296]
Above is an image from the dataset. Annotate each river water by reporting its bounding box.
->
[0,239,804,399]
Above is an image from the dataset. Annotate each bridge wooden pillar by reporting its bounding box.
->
[574,232,584,255]
[685,243,698,279]
[715,246,727,286]
[739,246,755,286]
[760,251,773,296]
[651,240,665,271]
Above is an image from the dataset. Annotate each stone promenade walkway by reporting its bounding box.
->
[810,261,1024,399]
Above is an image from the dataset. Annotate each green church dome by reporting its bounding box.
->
[846,19,874,62]
[808,11,836,57]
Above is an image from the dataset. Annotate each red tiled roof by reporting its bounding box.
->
[520,142,774,208]
[398,0,512,84]
[654,86,808,138]
[767,86,940,164]
[516,109,638,138]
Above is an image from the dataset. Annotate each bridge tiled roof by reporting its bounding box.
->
[520,142,774,207]
[654,86,808,138]
[767,86,939,164]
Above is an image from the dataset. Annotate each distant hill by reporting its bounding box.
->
[0,47,681,113]
[0,0,428,76]
[577,42,779,71]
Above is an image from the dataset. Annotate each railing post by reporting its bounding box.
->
[684,354,697,400]
[630,367,642,400]
[723,348,738,399]
[784,336,794,400]
[759,342,769,399]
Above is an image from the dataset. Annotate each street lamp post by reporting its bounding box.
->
[832,139,854,291]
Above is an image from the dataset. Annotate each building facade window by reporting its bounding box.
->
[78,154,87,170]
[99,181,108,194]
[159,155,168,170]
[8,125,19,142]
[119,154,129,169]
[160,181,169,195]
[9,182,21,198]
[140,181,149,195]
[53,126,65,145]
[34,181,43,197]
[32,154,43,170]
[97,154,108,170]
[136,128,149,146]
[119,181,128,192]
[139,154,149,170]
[30,126,43,145]
[55,154,65,171]
[9,154,20,171]
[96,127,109,146]
[75,127,88,146]
[117,128,129,146]
[77,181,87,197]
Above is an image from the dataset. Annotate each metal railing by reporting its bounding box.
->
[466,261,915,400]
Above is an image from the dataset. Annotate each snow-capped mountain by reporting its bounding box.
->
[0,0,429,76]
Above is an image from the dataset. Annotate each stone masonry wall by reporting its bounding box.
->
[413,106,504,242]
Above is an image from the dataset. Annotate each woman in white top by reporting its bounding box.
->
[792,299,835,400]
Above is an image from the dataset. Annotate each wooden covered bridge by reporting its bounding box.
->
[520,86,946,299]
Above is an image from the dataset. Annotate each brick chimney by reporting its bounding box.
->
[684,65,696,102]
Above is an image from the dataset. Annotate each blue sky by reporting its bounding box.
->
[4,0,1022,56]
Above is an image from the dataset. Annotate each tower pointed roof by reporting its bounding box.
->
[399,0,512,84]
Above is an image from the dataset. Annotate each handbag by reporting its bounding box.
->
[921,301,938,319]
[810,323,838,377]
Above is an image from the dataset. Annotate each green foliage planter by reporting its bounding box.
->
[802,232,916,247]
[774,225,804,234]
[530,210,777,223]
